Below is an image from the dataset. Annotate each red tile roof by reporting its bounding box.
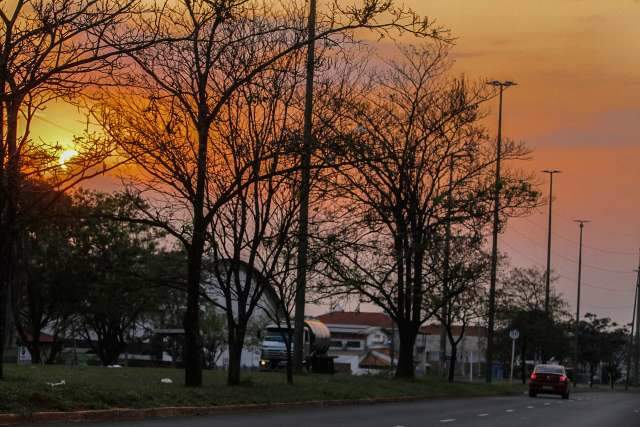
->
[316,312,487,337]
[316,311,394,328]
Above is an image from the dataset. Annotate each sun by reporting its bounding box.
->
[58,149,78,169]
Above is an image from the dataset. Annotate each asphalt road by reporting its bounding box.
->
[37,392,640,427]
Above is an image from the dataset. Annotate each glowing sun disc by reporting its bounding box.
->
[59,149,78,168]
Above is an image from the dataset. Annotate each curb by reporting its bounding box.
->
[0,394,492,425]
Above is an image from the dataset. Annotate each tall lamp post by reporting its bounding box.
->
[573,219,589,383]
[485,80,517,384]
[543,170,561,316]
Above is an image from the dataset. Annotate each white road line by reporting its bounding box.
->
[527,406,534,409]
[544,402,551,406]
[477,413,489,417]
[505,409,515,413]
[440,419,456,423]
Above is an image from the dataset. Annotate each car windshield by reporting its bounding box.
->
[264,335,285,342]
[534,365,564,375]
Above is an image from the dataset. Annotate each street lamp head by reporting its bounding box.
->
[486,80,518,87]
[542,169,562,174]
[573,219,591,226]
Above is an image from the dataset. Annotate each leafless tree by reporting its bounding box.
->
[315,44,539,378]
[97,0,448,387]
[428,234,488,382]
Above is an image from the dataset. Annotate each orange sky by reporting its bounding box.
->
[33,0,640,323]
[410,0,640,324]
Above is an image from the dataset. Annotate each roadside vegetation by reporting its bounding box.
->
[0,365,525,415]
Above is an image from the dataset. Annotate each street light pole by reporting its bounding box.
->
[543,170,561,316]
[573,219,589,383]
[485,80,517,384]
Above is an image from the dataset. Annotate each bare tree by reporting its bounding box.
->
[315,44,539,378]
[429,234,488,382]
[97,0,447,387]
[0,0,154,379]
[202,51,306,385]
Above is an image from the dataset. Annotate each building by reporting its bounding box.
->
[316,310,487,377]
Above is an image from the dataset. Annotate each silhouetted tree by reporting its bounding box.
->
[70,191,165,366]
[316,44,539,378]
[97,0,448,387]
[0,0,152,378]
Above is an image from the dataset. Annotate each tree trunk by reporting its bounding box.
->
[183,120,209,387]
[227,338,241,386]
[395,326,417,378]
[285,336,294,385]
[226,325,248,386]
[448,343,457,382]
[28,342,41,364]
[0,104,21,380]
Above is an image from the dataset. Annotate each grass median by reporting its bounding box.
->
[1,364,526,415]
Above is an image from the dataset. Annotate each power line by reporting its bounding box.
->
[508,226,635,274]
[500,240,635,294]
[521,216,637,256]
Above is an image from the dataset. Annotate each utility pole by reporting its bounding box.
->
[485,80,517,383]
[293,0,317,373]
[625,267,637,390]
[543,170,561,315]
[440,155,456,376]
[573,219,589,383]
[634,256,640,386]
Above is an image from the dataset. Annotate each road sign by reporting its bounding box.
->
[509,329,519,384]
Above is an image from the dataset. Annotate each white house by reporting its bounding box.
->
[316,311,487,376]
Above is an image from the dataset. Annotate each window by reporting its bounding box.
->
[330,341,343,349]
[346,340,362,349]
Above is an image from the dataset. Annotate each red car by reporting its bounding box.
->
[528,364,570,399]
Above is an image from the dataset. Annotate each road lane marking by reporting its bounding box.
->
[505,409,515,413]
[544,402,551,406]
[477,413,489,417]
[440,419,456,423]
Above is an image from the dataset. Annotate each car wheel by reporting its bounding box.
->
[562,393,569,400]
[529,391,537,398]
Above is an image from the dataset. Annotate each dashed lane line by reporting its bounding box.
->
[440,419,456,423]
[477,413,489,417]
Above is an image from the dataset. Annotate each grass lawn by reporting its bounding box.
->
[0,364,526,415]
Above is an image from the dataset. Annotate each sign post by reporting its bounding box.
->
[509,329,520,384]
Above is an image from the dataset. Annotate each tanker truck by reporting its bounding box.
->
[259,319,334,373]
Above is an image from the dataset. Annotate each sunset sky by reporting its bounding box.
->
[32,0,640,324]
[417,0,640,324]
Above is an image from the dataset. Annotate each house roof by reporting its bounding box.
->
[317,312,487,337]
[316,311,394,328]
